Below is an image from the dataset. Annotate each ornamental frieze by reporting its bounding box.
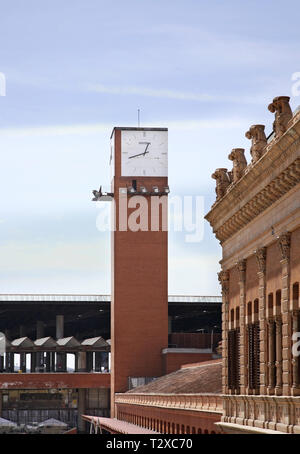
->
[214,158,300,243]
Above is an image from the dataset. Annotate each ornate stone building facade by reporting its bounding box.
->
[205,96,300,434]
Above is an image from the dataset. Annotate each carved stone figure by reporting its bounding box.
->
[218,270,229,297]
[228,148,247,183]
[211,168,231,201]
[237,259,246,282]
[268,96,292,138]
[245,125,267,163]
[255,247,266,273]
[277,231,291,261]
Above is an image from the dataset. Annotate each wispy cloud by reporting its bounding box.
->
[0,117,248,138]
[0,123,111,138]
[88,83,266,105]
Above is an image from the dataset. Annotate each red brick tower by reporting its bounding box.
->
[110,127,169,416]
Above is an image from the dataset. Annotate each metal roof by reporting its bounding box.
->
[0,294,221,303]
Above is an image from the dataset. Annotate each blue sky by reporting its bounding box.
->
[0,0,300,295]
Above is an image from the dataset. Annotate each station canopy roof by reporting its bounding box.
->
[34,337,57,348]
[0,294,221,303]
[11,337,34,348]
[56,336,81,347]
[81,336,109,347]
[38,418,67,428]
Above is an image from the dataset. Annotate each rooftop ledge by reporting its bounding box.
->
[205,109,300,243]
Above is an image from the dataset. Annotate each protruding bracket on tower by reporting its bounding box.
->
[92,185,114,201]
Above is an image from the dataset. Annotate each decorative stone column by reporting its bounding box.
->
[275,316,283,395]
[238,260,246,394]
[218,270,230,397]
[255,247,267,394]
[268,319,275,393]
[277,231,291,395]
[292,311,299,391]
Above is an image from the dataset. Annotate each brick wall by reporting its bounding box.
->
[162,352,213,374]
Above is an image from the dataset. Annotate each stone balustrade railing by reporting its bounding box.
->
[114,393,223,414]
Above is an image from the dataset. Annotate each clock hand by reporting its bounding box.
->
[128,141,151,159]
[128,150,149,159]
[138,141,151,157]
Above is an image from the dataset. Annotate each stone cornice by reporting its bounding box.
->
[205,114,300,243]
[115,393,223,414]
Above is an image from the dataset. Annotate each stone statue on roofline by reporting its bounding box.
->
[268,96,292,138]
[245,125,267,163]
[211,168,231,201]
[228,148,247,183]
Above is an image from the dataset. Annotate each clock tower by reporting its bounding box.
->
[110,127,169,416]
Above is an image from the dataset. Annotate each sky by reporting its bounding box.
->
[0,0,300,295]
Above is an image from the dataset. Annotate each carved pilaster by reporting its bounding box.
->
[291,311,299,392]
[237,259,246,281]
[277,231,291,395]
[268,319,275,393]
[275,316,283,395]
[255,247,267,394]
[218,270,230,394]
[218,270,230,298]
[237,260,246,394]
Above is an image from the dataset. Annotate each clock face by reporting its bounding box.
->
[121,130,168,177]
